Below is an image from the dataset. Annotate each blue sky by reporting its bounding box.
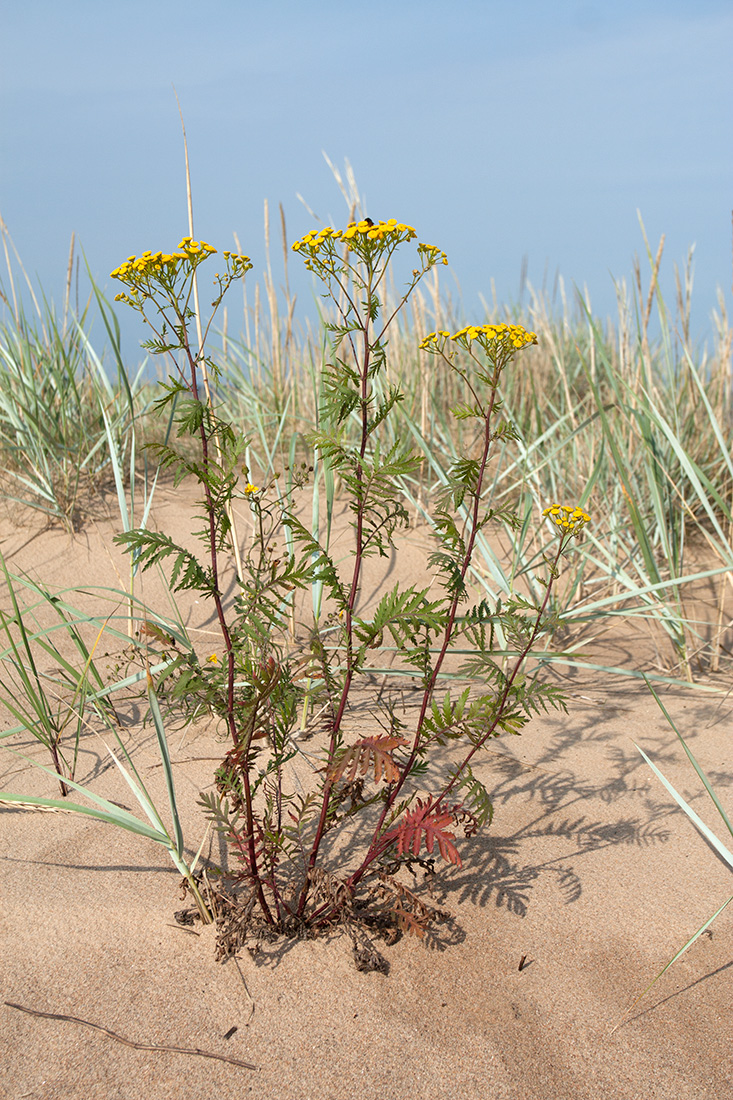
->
[1,0,731,357]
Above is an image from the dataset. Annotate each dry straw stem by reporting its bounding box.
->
[174,91,246,584]
[4,1001,257,1071]
[62,230,76,338]
[633,213,665,377]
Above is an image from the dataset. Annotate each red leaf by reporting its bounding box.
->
[383,797,462,867]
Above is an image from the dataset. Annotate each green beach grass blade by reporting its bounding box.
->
[627,677,733,1011]
[145,666,184,860]
[641,677,733,847]
[634,741,733,866]
[1,729,211,921]
[0,752,170,842]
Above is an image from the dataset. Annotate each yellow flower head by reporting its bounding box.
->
[111,249,187,287]
[177,237,217,257]
[244,483,260,495]
[542,504,591,538]
[207,653,219,665]
[420,322,537,355]
[221,249,253,276]
[111,239,251,298]
[292,218,423,259]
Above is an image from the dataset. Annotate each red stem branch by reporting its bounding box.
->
[181,334,274,926]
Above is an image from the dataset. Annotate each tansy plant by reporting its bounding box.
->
[100,220,588,961]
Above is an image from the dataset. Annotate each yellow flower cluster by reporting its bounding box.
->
[420,323,538,352]
[111,238,217,283]
[178,237,217,259]
[292,218,417,255]
[219,250,253,277]
[243,483,260,495]
[111,240,252,294]
[417,241,449,266]
[542,504,591,537]
[110,251,183,283]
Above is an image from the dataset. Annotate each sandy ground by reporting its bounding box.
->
[1,485,732,1099]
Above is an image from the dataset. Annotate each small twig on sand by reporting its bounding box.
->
[4,1001,257,1071]
[233,954,257,1026]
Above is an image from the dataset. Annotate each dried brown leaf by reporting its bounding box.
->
[327,735,407,786]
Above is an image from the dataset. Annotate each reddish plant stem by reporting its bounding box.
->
[182,338,274,926]
[330,538,565,912]
[342,362,550,893]
[50,740,70,798]
[344,369,498,868]
[296,303,374,917]
[306,368,505,921]
[434,544,563,806]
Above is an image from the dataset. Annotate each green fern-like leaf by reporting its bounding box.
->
[115,530,211,592]
[450,401,484,421]
[448,764,493,829]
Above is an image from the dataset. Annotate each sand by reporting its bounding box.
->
[1,486,732,1099]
